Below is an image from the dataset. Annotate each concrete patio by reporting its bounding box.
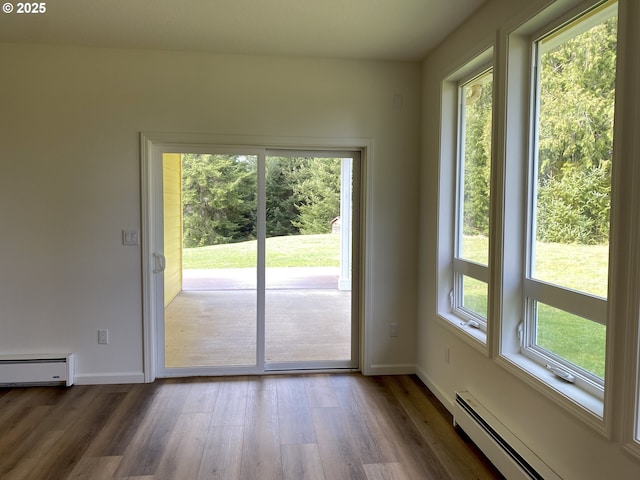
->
[164,267,352,368]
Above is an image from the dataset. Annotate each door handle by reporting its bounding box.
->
[153,252,166,273]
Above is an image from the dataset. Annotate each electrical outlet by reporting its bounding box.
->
[389,323,399,337]
[98,329,109,345]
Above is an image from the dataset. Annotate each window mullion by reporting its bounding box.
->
[524,279,607,326]
[453,258,489,283]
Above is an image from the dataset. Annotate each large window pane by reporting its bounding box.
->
[531,5,617,298]
[458,70,493,266]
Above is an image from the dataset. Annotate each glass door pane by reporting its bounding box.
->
[264,155,354,367]
[163,153,258,368]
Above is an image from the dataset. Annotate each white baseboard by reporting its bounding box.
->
[364,363,416,376]
[414,364,455,413]
[73,372,145,385]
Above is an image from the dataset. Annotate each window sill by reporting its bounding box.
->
[436,311,488,356]
[623,439,640,462]
[498,352,608,436]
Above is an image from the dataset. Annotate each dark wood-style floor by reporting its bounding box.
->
[0,374,503,480]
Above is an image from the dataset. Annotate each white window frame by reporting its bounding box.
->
[437,47,494,351]
[494,0,620,434]
[522,0,617,399]
[452,68,494,332]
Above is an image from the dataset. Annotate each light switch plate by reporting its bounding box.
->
[98,329,109,345]
[122,229,139,246]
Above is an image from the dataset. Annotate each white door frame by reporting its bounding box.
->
[140,132,373,382]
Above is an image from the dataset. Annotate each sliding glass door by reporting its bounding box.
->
[155,147,359,376]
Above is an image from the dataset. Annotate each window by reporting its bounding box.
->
[453,69,493,331]
[521,1,617,398]
[426,0,626,425]
[438,0,640,441]
[436,46,494,350]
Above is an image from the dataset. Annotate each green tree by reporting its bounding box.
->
[265,156,342,236]
[535,16,617,244]
[460,15,617,245]
[463,77,493,237]
[182,154,342,247]
[182,154,257,248]
[537,160,611,244]
[292,158,341,234]
[538,17,617,179]
[265,156,304,237]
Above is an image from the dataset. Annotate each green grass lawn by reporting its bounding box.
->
[462,235,607,378]
[183,233,340,269]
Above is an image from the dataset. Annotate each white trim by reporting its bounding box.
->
[497,353,607,434]
[140,132,371,153]
[360,145,374,375]
[74,372,145,385]
[616,0,640,458]
[436,313,489,356]
[436,47,494,350]
[531,0,617,49]
[366,363,416,376]
[415,364,455,413]
[140,134,156,383]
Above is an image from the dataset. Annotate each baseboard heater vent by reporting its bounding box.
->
[0,354,74,387]
[454,391,560,480]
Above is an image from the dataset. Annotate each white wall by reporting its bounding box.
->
[418,0,640,478]
[0,44,420,382]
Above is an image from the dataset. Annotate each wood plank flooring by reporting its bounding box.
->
[0,374,504,480]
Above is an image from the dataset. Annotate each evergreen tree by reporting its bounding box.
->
[181,154,257,248]
[292,158,341,234]
[460,15,617,245]
[535,16,617,244]
[463,78,492,237]
[181,155,342,247]
[265,156,304,237]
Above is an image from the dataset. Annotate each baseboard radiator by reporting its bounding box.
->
[454,391,561,480]
[0,354,75,387]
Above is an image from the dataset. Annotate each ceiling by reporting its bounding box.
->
[0,0,486,61]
